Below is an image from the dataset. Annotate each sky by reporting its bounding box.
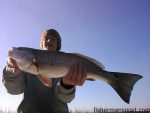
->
[0,0,150,112]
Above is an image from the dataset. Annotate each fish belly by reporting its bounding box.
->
[38,64,69,78]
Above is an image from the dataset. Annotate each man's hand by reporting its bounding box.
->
[7,57,21,74]
[62,63,87,86]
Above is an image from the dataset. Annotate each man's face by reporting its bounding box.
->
[42,35,58,51]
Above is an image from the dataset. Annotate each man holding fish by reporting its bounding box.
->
[3,28,142,113]
[2,29,87,113]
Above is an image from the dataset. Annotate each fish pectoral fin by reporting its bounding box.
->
[87,78,95,81]
[38,74,52,87]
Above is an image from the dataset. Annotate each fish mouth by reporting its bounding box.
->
[8,47,16,56]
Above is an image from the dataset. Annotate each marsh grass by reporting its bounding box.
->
[0,109,16,113]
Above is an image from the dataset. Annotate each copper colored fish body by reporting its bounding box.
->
[8,47,143,103]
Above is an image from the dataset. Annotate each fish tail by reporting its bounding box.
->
[108,72,142,103]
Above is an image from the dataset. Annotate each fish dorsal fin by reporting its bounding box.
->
[72,53,105,69]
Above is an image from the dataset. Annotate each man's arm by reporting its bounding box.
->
[55,79,75,103]
[2,57,26,95]
[55,63,87,103]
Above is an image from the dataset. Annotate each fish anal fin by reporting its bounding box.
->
[87,78,95,81]
[38,74,52,87]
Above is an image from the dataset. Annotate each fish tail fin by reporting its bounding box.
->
[108,72,142,103]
